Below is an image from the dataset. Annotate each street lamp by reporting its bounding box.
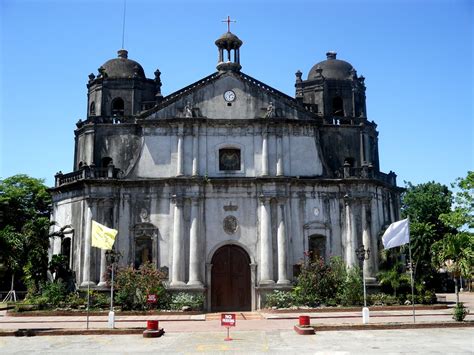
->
[356,245,370,324]
[105,249,122,328]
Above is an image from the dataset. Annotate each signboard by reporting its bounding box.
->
[221,313,236,327]
[146,294,158,304]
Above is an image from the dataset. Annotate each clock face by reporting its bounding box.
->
[223,90,236,102]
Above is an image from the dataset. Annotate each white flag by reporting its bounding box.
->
[382,218,410,249]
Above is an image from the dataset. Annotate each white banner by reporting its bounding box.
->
[382,218,410,249]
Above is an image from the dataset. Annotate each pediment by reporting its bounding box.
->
[142,71,312,120]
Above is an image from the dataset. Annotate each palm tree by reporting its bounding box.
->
[432,232,474,304]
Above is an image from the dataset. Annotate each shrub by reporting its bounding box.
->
[115,262,168,311]
[453,302,469,321]
[339,266,363,306]
[368,293,399,306]
[24,281,68,308]
[264,290,295,308]
[170,292,204,311]
[88,290,110,309]
[294,255,364,307]
[65,292,85,309]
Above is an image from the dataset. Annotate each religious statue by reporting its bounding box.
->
[184,102,193,118]
[264,102,275,118]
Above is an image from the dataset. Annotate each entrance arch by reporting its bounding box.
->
[211,244,251,311]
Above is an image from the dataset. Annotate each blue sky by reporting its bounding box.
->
[1,0,472,188]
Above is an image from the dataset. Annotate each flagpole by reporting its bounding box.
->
[408,217,415,323]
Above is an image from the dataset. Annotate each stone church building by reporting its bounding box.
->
[50,30,401,310]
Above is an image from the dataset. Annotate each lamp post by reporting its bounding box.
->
[105,249,122,328]
[356,245,370,323]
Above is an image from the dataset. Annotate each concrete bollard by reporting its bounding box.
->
[362,307,370,324]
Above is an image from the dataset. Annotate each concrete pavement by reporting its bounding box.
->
[0,328,472,354]
[0,292,472,333]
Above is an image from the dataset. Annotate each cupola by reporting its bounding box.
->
[215,31,243,72]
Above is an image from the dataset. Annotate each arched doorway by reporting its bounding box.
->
[211,244,251,311]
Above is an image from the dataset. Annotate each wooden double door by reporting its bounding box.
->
[211,245,251,311]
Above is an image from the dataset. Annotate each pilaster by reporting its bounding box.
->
[259,195,274,284]
[170,195,185,285]
[188,197,203,285]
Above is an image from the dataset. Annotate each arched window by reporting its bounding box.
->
[308,234,326,262]
[219,148,241,171]
[61,238,71,268]
[101,157,113,167]
[332,96,344,117]
[111,97,124,116]
[89,101,96,116]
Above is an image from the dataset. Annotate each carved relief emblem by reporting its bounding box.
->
[223,215,238,235]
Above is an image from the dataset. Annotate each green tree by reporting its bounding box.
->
[401,181,453,285]
[432,172,474,303]
[0,174,52,293]
[0,174,51,230]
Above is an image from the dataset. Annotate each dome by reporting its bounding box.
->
[215,32,243,50]
[307,52,354,80]
[100,49,146,79]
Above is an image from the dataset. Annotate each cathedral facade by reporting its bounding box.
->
[50,30,401,310]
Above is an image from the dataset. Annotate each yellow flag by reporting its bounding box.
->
[91,220,117,250]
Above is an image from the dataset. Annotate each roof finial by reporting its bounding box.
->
[222,15,236,33]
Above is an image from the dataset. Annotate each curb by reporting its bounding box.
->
[313,322,474,332]
[1,321,472,337]
[0,328,144,337]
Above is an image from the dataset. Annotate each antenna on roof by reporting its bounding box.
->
[121,0,127,49]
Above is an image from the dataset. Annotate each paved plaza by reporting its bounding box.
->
[0,293,472,354]
[0,328,473,354]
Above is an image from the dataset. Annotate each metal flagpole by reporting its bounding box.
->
[408,217,416,323]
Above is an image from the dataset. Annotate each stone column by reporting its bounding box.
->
[389,193,396,222]
[171,196,185,286]
[261,129,269,176]
[362,200,375,279]
[370,195,380,274]
[259,196,274,284]
[81,200,95,287]
[250,263,257,310]
[344,197,356,267]
[97,249,107,287]
[276,134,283,176]
[176,125,184,176]
[192,124,199,176]
[277,201,290,284]
[188,198,202,285]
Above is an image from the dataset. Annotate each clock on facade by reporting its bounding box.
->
[223,90,236,102]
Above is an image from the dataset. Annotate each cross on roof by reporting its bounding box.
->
[222,15,236,32]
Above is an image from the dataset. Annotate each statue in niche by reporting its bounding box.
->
[264,102,275,118]
[139,208,149,222]
[184,102,193,118]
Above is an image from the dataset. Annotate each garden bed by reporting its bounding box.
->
[6,309,203,317]
[262,304,448,313]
